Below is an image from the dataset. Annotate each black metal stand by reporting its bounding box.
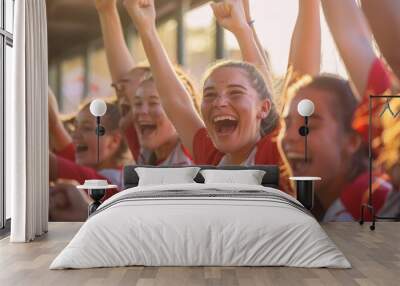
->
[359,95,400,230]
[299,116,309,163]
[95,116,105,164]
[88,188,106,216]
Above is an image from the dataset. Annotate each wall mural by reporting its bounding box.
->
[47,0,400,224]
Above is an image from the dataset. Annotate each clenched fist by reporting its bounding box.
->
[123,0,156,33]
[211,0,248,35]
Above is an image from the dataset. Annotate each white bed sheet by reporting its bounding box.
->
[50,183,351,269]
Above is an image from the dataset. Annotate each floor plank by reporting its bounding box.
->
[0,222,399,286]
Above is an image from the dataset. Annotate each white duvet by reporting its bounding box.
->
[50,183,351,269]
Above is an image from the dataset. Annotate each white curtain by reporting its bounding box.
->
[7,0,49,242]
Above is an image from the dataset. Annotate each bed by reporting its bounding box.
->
[50,165,350,269]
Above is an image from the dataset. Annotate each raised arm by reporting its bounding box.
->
[321,0,376,97]
[242,0,273,89]
[211,0,270,81]
[123,0,203,155]
[48,87,72,153]
[288,0,321,80]
[361,0,400,80]
[95,0,135,81]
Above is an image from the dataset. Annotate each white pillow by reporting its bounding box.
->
[135,167,201,186]
[200,169,266,185]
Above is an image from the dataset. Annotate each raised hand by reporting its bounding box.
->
[123,0,156,33]
[211,0,248,35]
[48,87,73,152]
[94,0,117,12]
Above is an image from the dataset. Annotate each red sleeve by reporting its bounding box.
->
[341,172,392,221]
[364,58,392,96]
[352,58,392,155]
[54,142,75,162]
[254,129,292,195]
[124,123,140,161]
[57,156,107,184]
[254,131,282,166]
[56,156,119,201]
[193,127,223,165]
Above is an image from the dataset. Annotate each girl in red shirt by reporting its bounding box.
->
[278,73,394,221]
[95,0,198,166]
[126,72,197,166]
[277,1,398,221]
[49,95,129,221]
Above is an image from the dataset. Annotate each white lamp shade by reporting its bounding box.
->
[90,99,107,117]
[297,99,315,117]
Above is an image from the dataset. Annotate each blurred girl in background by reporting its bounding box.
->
[278,75,394,221]
[48,89,129,220]
[278,0,398,221]
[95,0,199,166]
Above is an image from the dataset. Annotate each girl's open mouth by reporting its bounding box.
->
[139,123,157,137]
[213,115,239,136]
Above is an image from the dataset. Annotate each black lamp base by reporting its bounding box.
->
[295,180,314,210]
[88,188,106,216]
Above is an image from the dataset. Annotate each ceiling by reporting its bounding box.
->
[46,0,207,63]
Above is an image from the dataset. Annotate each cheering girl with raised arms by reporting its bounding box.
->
[121,0,320,172]
[94,0,199,166]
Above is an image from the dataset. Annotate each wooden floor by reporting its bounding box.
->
[0,222,399,286]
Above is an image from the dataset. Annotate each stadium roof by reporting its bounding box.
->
[47,0,207,62]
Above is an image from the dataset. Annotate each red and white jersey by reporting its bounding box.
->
[322,171,395,222]
[193,127,281,166]
[136,142,193,166]
[124,124,193,166]
[324,58,397,221]
[193,127,292,194]
[218,146,257,166]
